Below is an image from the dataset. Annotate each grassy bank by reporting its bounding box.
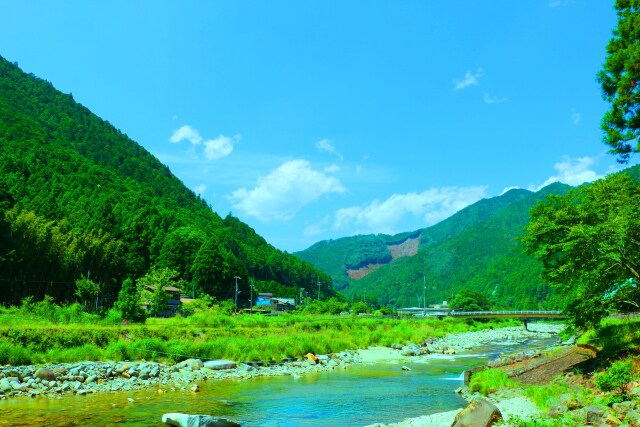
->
[467,316,640,426]
[0,301,519,365]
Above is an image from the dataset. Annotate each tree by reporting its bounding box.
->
[74,277,100,312]
[450,289,491,312]
[114,278,146,322]
[137,267,185,316]
[522,173,640,328]
[597,0,640,163]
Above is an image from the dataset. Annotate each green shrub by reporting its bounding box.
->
[469,369,516,395]
[594,358,636,395]
[0,342,33,365]
[525,382,568,410]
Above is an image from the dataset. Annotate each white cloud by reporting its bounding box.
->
[571,109,582,125]
[193,184,207,196]
[316,138,344,160]
[484,93,507,104]
[170,125,238,161]
[229,159,347,222]
[204,135,239,160]
[535,156,602,190]
[333,186,487,233]
[169,125,202,145]
[324,164,341,173]
[454,68,483,90]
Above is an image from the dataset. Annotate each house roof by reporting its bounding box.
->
[143,284,181,293]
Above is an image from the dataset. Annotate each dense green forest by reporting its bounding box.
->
[296,182,580,309]
[297,168,640,310]
[0,55,334,307]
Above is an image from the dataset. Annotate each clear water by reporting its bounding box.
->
[0,338,556,426]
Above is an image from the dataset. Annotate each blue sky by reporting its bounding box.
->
[2,1,636,252]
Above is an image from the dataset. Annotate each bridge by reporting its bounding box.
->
[449,310,564,319]
[449,310,565,330]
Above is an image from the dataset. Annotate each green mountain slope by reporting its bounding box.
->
[296,183,574,309]
[0,55,334,306]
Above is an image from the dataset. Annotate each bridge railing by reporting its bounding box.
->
[449,310,563,316]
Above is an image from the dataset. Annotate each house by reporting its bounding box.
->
[254,293,296,312]
[140,285,184,317]
[255,293,273,307]
[270,297,295,312]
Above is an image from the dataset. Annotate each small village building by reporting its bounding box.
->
[255,293,295,312]
[140,285,185,317]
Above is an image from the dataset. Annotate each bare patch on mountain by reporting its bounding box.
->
[346,237,420,280]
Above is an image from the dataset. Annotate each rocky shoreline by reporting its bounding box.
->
[0,322,564,425]
[0,350,364,399]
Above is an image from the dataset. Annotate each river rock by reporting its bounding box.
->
[162,413,240,427]
[451,397,502,427]
[35,368,56,382]
[176,359,204,371]
[0,378,12,393]
[547,404,568,418]
[583,405,607,424]
[203,360,236,371]
[401,344,421,356]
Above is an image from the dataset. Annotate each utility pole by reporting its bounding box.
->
[423,275,426,316]
[300,287,304,306]
[249,280,254,312]
[234,276,240,313]
[317,280,321,300]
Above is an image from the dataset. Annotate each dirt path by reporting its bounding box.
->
[498,345,596,385]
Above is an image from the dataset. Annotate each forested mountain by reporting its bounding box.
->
[0,55,334,306]
[296,183,578,309]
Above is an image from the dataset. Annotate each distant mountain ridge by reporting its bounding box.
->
[295,182,580,308]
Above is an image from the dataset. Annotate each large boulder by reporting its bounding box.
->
[401,344,421,356]
[176,359,204,371]
[203,360,237,371]
[162,413,240,427]
[35,367,56,382]
[451,397,502,427]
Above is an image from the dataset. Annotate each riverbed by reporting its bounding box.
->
[0,324,561,426]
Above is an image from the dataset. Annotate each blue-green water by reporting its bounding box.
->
[0,339,555,426]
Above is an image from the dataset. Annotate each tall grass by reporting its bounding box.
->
[0,305,519,365]
[524,382,569,410]
[468,368,516,395]
[579,317,640,358]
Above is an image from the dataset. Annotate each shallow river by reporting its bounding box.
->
[0,338,556,426]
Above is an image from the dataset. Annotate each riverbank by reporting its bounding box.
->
[0,322,562,402]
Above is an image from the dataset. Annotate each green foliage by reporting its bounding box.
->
[451,289,491,311]
[300,297,349,315]
[524,382,569,411]
[114,278,146,322]
[523,173,640,328]
[74,277,100,312]
[326,185,572,309]
[597,0,640,162]
[0,55,335,307]
[0,342,33,365]
[0,311,507,365]
[469,368,516,395]
[594,358,636,396]
[180,294,216,314]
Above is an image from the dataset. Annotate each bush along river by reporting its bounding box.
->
[0,323,562,426]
